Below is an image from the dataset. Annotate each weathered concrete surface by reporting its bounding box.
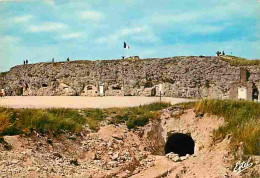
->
[0,96,194,109]
[0,56,259,99]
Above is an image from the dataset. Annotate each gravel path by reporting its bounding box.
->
[0,96,194,109]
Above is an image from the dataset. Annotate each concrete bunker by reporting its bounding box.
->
[81,85,99,96]
[230,68,259,101]
[164,133,195,156]
[4,85,13,96]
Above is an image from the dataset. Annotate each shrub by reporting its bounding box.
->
[107,102,171,128]
[126,111,154,129]
[110,114,129,124]
[84,109,106,131]
[0,112,11,135]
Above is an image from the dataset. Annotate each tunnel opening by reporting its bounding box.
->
[165,133,195,156]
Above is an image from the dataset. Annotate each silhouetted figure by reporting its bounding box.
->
[23,60,25,65]
[216,51,221,56]
[222,51,225,56]
[26,59,28,64]
[67,57,70,62]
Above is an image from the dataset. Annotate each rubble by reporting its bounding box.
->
[0,124,158,178]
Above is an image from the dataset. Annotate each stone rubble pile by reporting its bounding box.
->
[165,152,191,162]
[0,124,160,178]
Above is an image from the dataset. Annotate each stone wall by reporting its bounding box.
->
[0,56,260,99]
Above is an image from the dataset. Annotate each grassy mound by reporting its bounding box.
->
[0,102,171,136]
[195,99,260,155]
[220,55,260,66]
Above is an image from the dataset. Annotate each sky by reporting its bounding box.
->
[0,0,259,72]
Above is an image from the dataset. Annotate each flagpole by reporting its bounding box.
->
[123,44,125,59]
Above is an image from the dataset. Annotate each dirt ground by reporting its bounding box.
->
[0,96,193,109]
[0,106,259,177]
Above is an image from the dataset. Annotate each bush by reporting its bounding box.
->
[84,109,106,131]
[110,114,129,124]
[0,112,11,135]
[126,112,153,129]
[106,102,171,128]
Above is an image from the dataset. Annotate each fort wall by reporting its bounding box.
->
[0,56,259,100]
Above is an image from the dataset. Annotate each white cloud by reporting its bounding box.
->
[186,25,225,35]
[61,32,86,39]
[119,26,148,36]
[43,0,55,6]
[13,15,33,23]
[95,26,150,44]
[150,1,256,25]
[0,35,20,44]
[80,10,105,21]
[0,0,36,1]
[28,22,67,32]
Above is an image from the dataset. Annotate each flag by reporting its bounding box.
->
[124,42,130,49]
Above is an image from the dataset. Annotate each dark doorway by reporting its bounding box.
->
[165,133,195,156]
[20,87,23,96]
[112,86,122,90]
[252,88,259,100]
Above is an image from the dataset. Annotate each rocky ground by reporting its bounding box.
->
[0,107,259,178]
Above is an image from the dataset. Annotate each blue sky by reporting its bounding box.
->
[0,0,259,72]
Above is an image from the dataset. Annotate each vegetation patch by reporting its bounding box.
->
[194,99,260,156]
[108,102,171,129]
[0,108,86,136]
[0,102,171,136]
[220,55,260,66]
[108,102,172,128]
[0,72,8,77]
[84,109,106,131]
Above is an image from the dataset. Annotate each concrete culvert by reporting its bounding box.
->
[165,133,195,156]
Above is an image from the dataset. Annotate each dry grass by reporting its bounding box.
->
[0,112,11,135]
[0,102,171,136]
[194,99,260,155]
[220,55,260,66]
[0,108,86,136]
[107,102,171,129]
